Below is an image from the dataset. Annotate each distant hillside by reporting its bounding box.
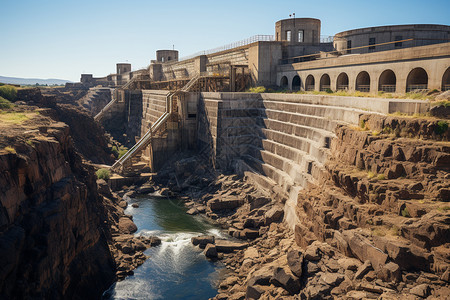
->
[0,75,73,86]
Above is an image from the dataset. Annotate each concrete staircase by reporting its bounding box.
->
[110,76,201,175]
[79,87,112,116]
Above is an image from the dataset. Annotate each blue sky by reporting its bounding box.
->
[1,0,449,82]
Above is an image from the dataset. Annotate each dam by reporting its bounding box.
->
[0,15,449,300]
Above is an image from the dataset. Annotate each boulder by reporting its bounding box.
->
[137,184,155,194]
[186,208,198,215]
[133,240,147,251]
[270,266,301,295]
[247,266,274,287]
[342,230,388,271]
[131,203,139,208]
[355,260,372,280]
[96,179,111,196]
[246,285,265,300]
[337,257,361,271]
[264,206,284,225]
[118,217,137,234]
[244,247,259,260]
[410,284,431,298]
[243,228,259,240]
[208,197,244,211]
[204,244,218,259]
[215,240,247,253]
[373,236,432,272]
[118,201,128,208]
[249,196,271,211]
[191,235,215,249]
[149,236,161,247]
[286,249,303,278]
[320,273,345,286]
[378,262,401,282]
[304,245,321,261]
[124,190,136,198]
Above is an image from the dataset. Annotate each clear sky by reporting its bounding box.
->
[1,0,449,82]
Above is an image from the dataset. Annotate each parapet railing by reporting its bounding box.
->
[279,38,450,64]
[179,35,275,61]
[320,35,333,43]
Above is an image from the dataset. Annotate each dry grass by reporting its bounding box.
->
[0,111,37,124]
[4,146,16,154]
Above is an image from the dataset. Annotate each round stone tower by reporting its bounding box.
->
[156,50,179,63]
[116,63,131,74]
[275,18,321,45]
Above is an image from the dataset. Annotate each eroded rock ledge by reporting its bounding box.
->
[0,113,115,299]
[145,114,449,299]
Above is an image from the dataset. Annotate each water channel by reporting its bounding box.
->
[103,194,225,299]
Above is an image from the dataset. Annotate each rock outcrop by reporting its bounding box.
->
[0,114,115,299]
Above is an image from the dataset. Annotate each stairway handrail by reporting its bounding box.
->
[110,74,198,173]
[111,91,173,171]
[94,88,117,121]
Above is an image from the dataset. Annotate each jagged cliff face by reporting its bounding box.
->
[0,118,115,299]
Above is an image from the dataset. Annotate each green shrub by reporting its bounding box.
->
[377,174,386,180]
[96,168,110,180]
[0,85,17,101]
[0,96,13,109]
[111,145,119,156]
[435,120,448,135]
[248,86,266,93]
[325,88,333,94]
[431,100,450,107]
[401,207,411,218]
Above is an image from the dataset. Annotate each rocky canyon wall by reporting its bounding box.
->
[0,116,115,299]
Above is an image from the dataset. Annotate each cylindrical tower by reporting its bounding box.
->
[275,18,321,45]
[116,63,131,74]
[156,50,179,63]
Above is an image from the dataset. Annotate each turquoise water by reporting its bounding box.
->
[103,195,225,300]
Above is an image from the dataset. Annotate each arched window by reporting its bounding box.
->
[336,73,349,90]
[442,67,450,91]
[378,70,396,92]
[280,76,288,88]
[292,75,301,91]
[406,68,428,92]
[320,74,331,91]
[356,71,370,92]
[305,75,315,91]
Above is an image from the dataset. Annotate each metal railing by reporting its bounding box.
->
[280,38,416,65]
[406,84,428,92]
[320,35,333,43]
[306,85,315,91]
[443,84,450,91]
[111,91,174,173]
[179,35,274,61]
[356,85,370,92]
[94,89,116,121]
[337,85,348,90]
[320,85,331,91]
[380,85,396,93]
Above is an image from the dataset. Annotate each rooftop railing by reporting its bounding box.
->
[179,35,275,61]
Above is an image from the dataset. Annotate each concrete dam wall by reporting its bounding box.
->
[110,90,428,202]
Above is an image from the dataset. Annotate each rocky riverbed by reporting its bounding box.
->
[107,135,449,299]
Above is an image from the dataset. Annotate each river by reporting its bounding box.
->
[103,194,226,299]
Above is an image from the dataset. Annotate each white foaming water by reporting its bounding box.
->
[206,228,228,239]
[106,278,160,299]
